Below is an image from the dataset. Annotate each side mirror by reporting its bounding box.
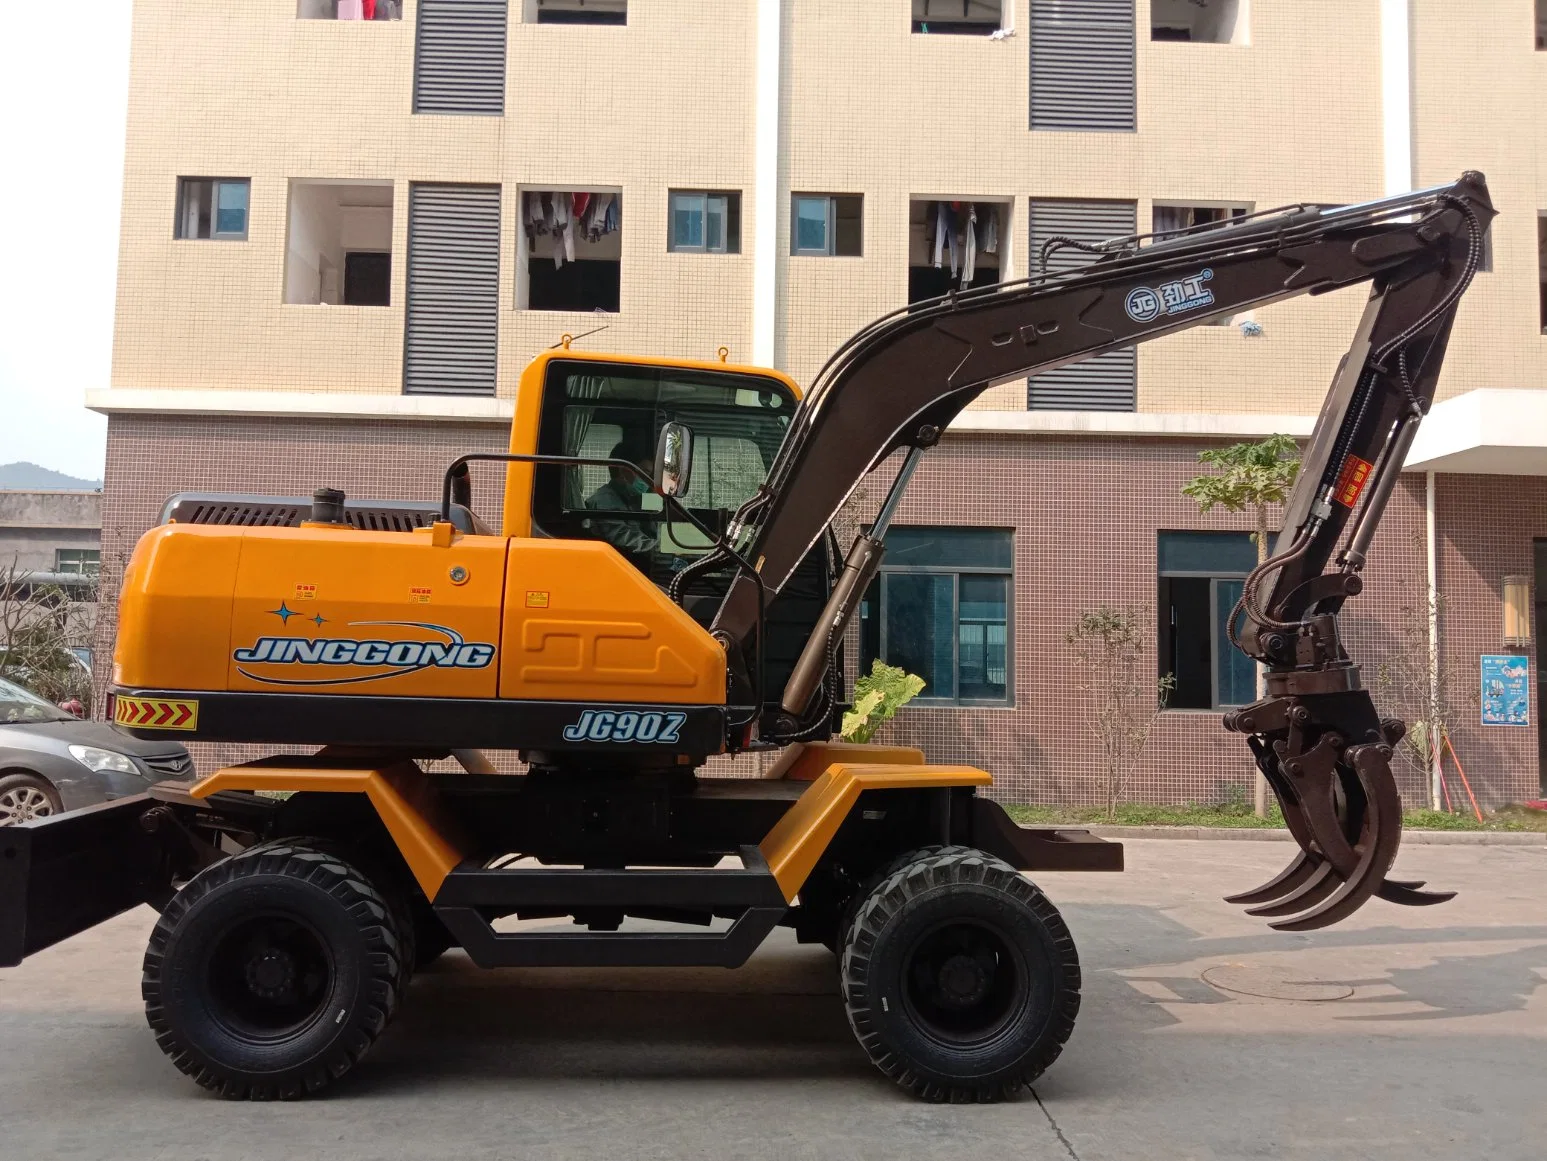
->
[654,421,694,499]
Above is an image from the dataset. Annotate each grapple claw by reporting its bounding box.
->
[1225,692,1453,930]
[1224,849,1319,905]
[1265,742,1407,931]
[1243,860,1340,917]
[1376,880,1455,907]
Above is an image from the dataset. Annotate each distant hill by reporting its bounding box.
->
[0,463,102,491]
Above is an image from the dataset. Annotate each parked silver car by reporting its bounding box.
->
[0,678,194,825]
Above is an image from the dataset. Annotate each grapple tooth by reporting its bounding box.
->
[1280,737,1362,877]
[1225,849,1320,906]
[1244,860,1341,917]
[1376,880,1455,907]
[1267,744,1408,931]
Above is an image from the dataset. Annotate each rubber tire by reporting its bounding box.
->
[299,836,417,989]
[840,847,1080,1103]
[142,839,407,1100]
[0,772,63,825]
[821,845,976,956]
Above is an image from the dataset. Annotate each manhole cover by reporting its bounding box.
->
[1201,963,1354,1001]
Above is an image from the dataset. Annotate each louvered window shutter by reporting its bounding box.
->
[404,184,502,396]
[414,0,509,116]
[1027,198,1137,411]
[1029,0,1136,131]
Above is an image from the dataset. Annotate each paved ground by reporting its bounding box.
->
[1,839,1542,1161]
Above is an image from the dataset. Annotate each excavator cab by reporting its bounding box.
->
[507,351,800,607]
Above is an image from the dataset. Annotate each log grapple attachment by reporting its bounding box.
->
[1223,693,1454,930]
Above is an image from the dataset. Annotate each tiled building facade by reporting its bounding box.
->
[95,1,1547,804]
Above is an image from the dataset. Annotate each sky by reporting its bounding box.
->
[0,3,131,481]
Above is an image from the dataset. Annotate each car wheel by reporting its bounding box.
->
[0,772,63,825]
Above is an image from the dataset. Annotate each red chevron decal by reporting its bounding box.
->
[172,703,192,727]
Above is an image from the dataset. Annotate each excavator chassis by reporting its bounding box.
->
[0,749,1118,1101]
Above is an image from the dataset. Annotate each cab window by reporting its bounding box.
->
[532,361,795,589]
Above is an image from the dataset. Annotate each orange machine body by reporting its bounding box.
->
[114,522,726,706]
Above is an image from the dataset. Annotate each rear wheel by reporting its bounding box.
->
[840,847,1080,1102]
[142,839,406,1099]
[0,773,61,825]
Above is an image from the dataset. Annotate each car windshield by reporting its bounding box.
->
[0,677,72,723]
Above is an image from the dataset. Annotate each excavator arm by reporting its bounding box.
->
[709,171,1494,930]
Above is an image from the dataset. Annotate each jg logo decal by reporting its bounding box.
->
[1125,268,1216,323]
[563,709,686,745]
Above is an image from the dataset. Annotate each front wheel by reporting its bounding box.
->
[840,847,1080,1102]
[142,840,407,1100]
[0,772,62,825]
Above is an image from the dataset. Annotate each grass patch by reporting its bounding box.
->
[1004,802,1547,832]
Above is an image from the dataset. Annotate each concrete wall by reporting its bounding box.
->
[0,491,102,575]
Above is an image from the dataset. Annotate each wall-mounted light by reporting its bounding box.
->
[1502,574,1531,647]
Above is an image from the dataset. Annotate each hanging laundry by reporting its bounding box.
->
[362,0,376,18]
[603,195,620,236]
[933,201,958,277]
[552,193,573,269]
[524,191,546,246]
[982,205,999,256]
[571,192,591,221]
[337,0,364,18]
[962,204,978,287]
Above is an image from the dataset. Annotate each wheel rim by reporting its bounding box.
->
[901,918,1031,1049]
[203,912,336,1043]
[0,785,55,825]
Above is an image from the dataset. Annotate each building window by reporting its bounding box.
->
[860,527,1012,705]
[909,199,1006,302]
[296,1,403,18]
[668,191,741,254]
[55,549,101,577]
[1157,531,1257,710]
[284,180,393,306]
[525,0,626,24]
[913,0,1004,35]
[176,178,249,241]
[521,190,622,313]
[1538,1,1546,48]
[1153,203,1250,323]
[1539,215,1547,330]
[1151,0,1248,43]
[792,194,863,257]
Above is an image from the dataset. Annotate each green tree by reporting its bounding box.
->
[1065,607,1174,820]
[1181,434,1301,816]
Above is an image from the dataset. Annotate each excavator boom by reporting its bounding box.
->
[711,172,1494,930]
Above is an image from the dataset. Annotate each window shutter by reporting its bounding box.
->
[404,183,502,396]
[1027,198,1137,411]
[1029,0,1136,131]
[413,0,509,116]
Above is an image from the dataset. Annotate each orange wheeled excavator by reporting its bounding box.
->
[0,173,1491,1101]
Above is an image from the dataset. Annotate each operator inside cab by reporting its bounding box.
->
[585,438,657,559]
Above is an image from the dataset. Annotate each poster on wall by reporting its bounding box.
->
[1480,654,1530,727]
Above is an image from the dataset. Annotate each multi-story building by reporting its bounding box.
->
[93,0,1547,805]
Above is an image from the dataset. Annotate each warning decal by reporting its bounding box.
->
[1333,455,1374,508]
[114,696,199,731]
